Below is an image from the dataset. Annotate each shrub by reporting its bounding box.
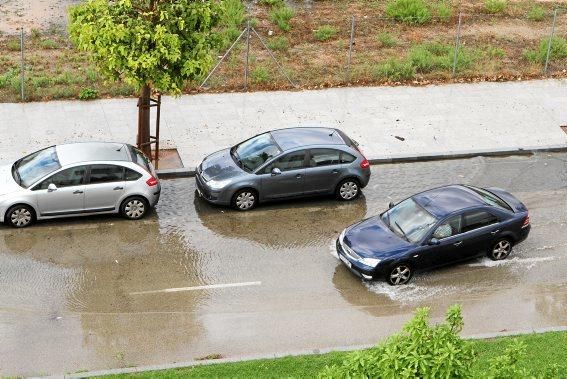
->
[31,76,52,88]
[377,31,396,47]
[409,41,473,73]
[385,0,431,24]
[314,25,338,42]
[0,68,19,89]
[484,0,507,14]
[486,45,506,58]
[319,305,475,378]
[79,88,98,100]
[40,39,60,49]
[435,1,453,22]
[7,39,20,51]
[524,36,567,64]
[85,69,98,82]
[259,0,284,6]
[373,59,415,81]
[269,5,294,32]
[251,66,270,83]
[267,36,289,51]
[30,28,41,40]
[527,5,546,21]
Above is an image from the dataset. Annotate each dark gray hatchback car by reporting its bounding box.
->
[196,127,371,210]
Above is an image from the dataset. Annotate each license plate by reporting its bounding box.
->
[339,254,352,268]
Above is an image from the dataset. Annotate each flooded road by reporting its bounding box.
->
[1,153,566,376]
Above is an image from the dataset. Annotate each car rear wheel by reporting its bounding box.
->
[6,204,35,228]
[232,189,257,211]
[120,196,149,220]
[336,179,360,201]
[387,264,412,285]
[489,238,513,260]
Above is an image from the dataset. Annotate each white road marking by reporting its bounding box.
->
[129,281,261,295]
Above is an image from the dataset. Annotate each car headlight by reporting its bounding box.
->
[359,257,381,268]
[208,179,231,191]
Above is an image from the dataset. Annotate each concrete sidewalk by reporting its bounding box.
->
[1,79,566,169]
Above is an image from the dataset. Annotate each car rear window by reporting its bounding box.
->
[465,186,512,212]
[128,145,154,174]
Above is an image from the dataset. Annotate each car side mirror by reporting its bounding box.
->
[388,201,395,209]
[47,183,57,192]
[428,238,440,246]
[271,167,282,176]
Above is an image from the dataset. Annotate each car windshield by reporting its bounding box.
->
[12,146,61,188]
[232,133,282,172]
[381,198,438,244]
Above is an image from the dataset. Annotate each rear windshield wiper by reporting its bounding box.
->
[230,147,244,169]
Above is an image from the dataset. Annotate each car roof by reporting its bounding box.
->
[412,185,487,218]
[55,142,131,166]
[270,127,346,151]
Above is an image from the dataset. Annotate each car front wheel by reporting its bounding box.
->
[6,204,35,228]
[120,196,149,220]
[232,189,257,211]
[489,238,513,260]
[387,264,412,285]
[336,179,360,201]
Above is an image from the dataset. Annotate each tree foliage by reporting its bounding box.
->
[69,0,224,94]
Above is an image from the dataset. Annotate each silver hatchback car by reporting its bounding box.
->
[196,127,371,210]
[0,142,161,228]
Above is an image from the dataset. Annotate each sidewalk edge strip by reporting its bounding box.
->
[48,325,567,378]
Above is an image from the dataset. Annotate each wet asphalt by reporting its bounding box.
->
[1,153,566,376]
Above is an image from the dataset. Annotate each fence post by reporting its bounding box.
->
[20,28,25,101]
[244,20,251,91]
[347,16,356,81]
[543,9,558,76]
[452,12,462,77]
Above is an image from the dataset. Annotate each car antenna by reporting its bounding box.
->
[329,129,336,137]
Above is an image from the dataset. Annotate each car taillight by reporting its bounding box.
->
[522,215,530,228]
[360,158,370,169]
[146,176,158,187]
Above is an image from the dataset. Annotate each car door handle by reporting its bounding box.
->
[491,229,500,235]
[113,186,124,190]
[73,190,83,194]
[332,169,339,174]
[296,174,302,179]
[454,241,463,247]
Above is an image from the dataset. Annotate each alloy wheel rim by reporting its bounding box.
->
[11,208,31,227]
[390,266,411,285]
[340,182,358,199]
[125,200,145,219]
[236,192,255,209]
[492,240,511,260]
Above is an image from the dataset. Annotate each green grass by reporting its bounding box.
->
[374,58,415,80]
[484,0,507,14]
[313,25,338,42]
[269,5,294,32]
[524,36,567,64]
[266,36,289,52]
[39,38,60,49]
[251,66,270,83]
[409,41,473,73]
[527,5,546,21]
[434,1,453,22]
[376,31,397,47]
[103,331,567,378]
[385,0,432,24]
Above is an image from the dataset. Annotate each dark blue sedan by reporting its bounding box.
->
[336,185,531,285]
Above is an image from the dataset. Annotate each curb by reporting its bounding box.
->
[155,145,567,179]
[42,326,567,378]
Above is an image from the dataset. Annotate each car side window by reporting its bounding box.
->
[462,211,498,233]
[432,215,462,239]
[309,149,341,167]
[263,151,306,173]
[88,164,124,184]
[35,166,86,190]
[340,152,356,164]
[125,168,142,181]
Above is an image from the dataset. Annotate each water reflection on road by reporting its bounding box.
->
[0,153,566,376]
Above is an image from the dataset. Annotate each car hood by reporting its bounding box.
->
[199,148,247,182]
[0,164,23,196]
[344,216,413,259]
[486,187,527,213]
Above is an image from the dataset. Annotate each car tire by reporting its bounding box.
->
[336,178,360,201]
[489,238,513,261]
[387,263,413,285]
[6,204,35,228]
[232,189,257,211]
[120,196,149,220]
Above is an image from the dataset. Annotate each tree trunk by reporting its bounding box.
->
[137,84,152,157]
